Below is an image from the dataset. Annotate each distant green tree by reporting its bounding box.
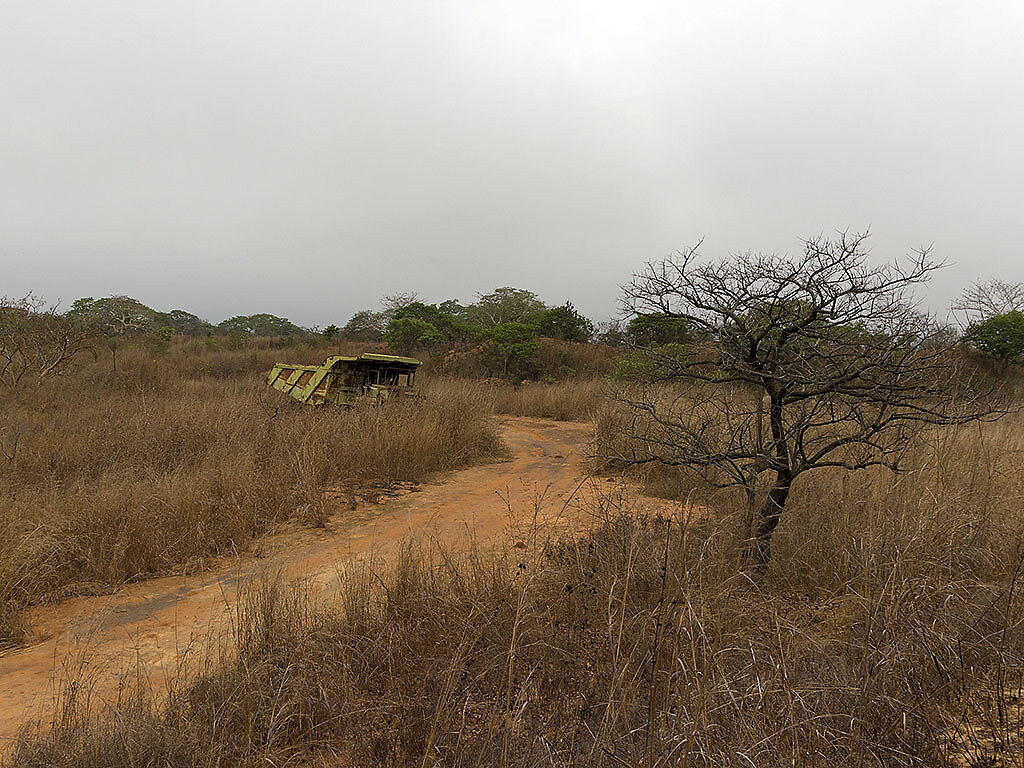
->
[437,299,464,317]
[217,316,254,336]
[392,301,441,325]
[465,287,546,329]
[393,301,473,344]
[217,313,303,337]
[535,302,594,342]
[385,317,443,354]
[69,298,215,337]
[259,313,304,337]
[322,324,340,340]
[68,297,96,316]
[968,311,1024,367]
[433,301,474,343]
[380,292,420,316]
[627,313,699,346]
[163,309,210,335]
[69,295,155,336]
[487,322,541,379]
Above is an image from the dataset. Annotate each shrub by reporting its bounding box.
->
[968,310,1024,367]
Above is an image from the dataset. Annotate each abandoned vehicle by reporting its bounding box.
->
[267,353,421,406]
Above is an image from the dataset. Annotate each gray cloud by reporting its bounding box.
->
[3,0,1022,327]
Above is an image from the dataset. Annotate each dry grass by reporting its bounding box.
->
[487,378,607,421]
[536,337,622,378]
[9,406,1024,766]
[6,337,1024,765]
[0,343,501,645]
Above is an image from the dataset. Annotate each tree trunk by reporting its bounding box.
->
[748,472,792,568]
[745,390,792,570]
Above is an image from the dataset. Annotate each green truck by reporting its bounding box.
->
[267,353,421,406]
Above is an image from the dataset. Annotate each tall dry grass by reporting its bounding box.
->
[10,406,1024,766]
[487,378,607,421]
[0,344,501,645]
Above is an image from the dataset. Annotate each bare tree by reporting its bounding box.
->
[615,233,1006,568]
[380,292,420,314]
[952,279,1024,328]
[373,292,422,336]
[0,294,96,387]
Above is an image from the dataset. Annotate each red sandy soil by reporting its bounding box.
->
[0,417,677,750]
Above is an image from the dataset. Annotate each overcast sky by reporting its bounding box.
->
[2,1,1022,328]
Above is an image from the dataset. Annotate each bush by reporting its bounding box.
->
[968,310,1024,367]
[384,316,443,354]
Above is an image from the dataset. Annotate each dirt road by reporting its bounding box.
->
[0,417,669,749]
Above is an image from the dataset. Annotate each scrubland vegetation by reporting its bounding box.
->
[0,340,504,645]
[4,261,1024,765]
[486,378,606,421]
[0,325,612,646]
[9,408,1024,766]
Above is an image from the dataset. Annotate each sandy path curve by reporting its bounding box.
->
[0,416,614,748]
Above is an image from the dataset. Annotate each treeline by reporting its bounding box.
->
[334,288,598,378]
[3,271,1022,388]
[62,288,600,347]
[61,288,606,379]
[0,288,611,383]
[337,288,592,345]
[67,296,306,338]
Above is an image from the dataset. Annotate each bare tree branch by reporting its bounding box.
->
[611,233,1010,568]
[953,279,1024,328]
[0,294,97,388]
